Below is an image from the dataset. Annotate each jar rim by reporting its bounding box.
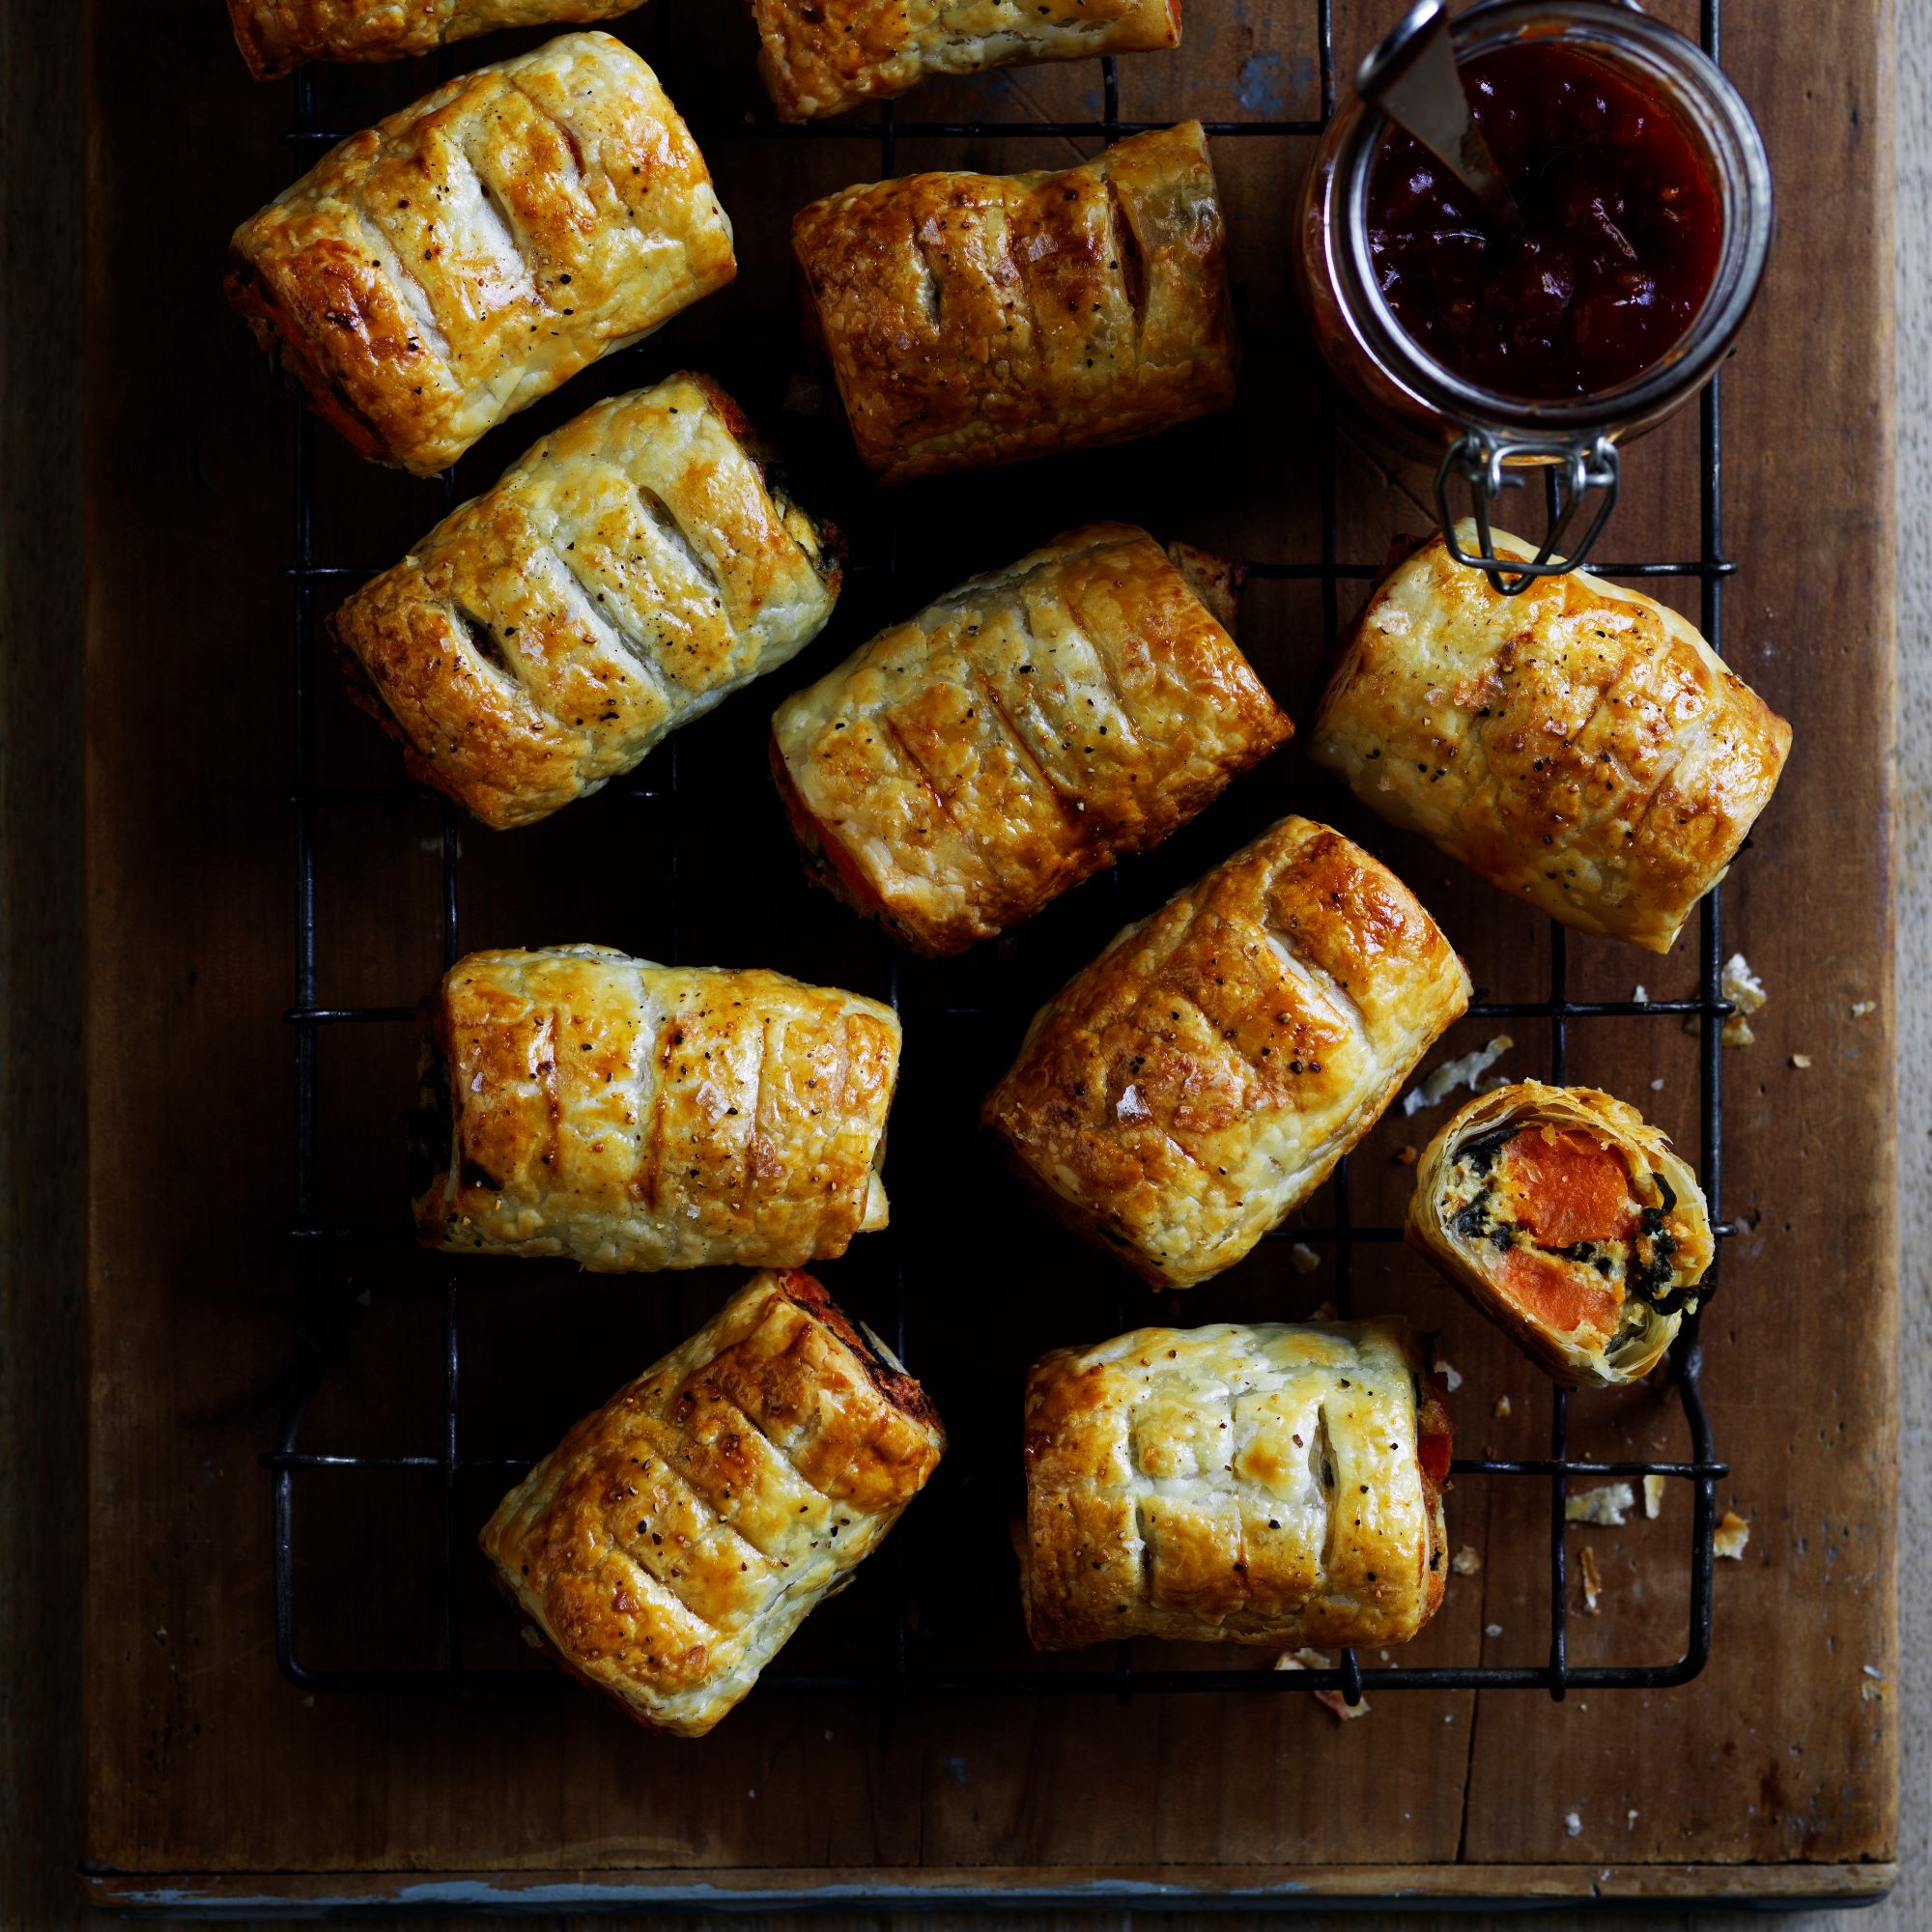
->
[1335,0,1775,435]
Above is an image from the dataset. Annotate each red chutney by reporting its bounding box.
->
[1366,42,1723,400]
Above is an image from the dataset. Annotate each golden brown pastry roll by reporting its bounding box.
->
[790,123,1236,485]
[226,34,735,475]
[1309,524,1792,953]
[412,947,899,1271]
[1021,1318,1452,1650]
[482,1268,945,1735]
[753,0,1181,123]
[982,815,1471,1289]
[226,1,647,79]
[332,374,841,829]
[769,523,1291,956]
[1406,1081,1714,1387]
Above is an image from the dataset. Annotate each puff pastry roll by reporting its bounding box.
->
[482,1268,945,1734]
[412,947,899,1270]
[332,374,841,829]
[791,123,1236,484]
[226,34,736,475]
[1021,1318,1451,1650]
[1309,525,1792,953]
[1407,1082,1713,1387]
[982,816,1471,1289]
[770,524,1291,956]
[753,0,1181,124]
[226,2,646,79]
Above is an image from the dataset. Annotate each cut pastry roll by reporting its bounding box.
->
[412,947,899,1272]
[982,815,1470,1289]
[332,374,841,830]
[753,0,1182,123]
[482,1268,945,1735]
[791,123,1236,484]
[226,2,649,79]
[770,523,1291,955]
[1406,1081,1714,1386]
[225,34,735,474]
[1020,1318,1452,1650]
[1309,525,1791,952]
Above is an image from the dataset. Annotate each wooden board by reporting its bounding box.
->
[80,0,1897,1909]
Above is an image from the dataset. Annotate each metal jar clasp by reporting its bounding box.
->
[1435,430,1621,595]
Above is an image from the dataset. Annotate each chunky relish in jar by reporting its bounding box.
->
[1366,41,1724,400]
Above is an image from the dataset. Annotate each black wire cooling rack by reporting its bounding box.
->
[268,0,1737,1713]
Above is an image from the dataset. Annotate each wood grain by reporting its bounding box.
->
[2,0,86,1927]
[75,0,1897,1910]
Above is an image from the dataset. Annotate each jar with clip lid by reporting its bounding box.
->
[1295,0,1773,591]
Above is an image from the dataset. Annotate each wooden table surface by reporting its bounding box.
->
[3,0,1918,1924]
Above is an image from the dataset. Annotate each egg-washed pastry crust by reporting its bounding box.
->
[412,946,899,1272]
[482,1268,945,1735]
[1406,1080,1714,1387]
[1021,1317,1451,1650]
[225,2,648,80]
[1309,523,1791,953]
[770,523,1290,956]
[753,0,1181,123]
[226,34,735,475]
[791,123,1236,484]
[331,373,840,829]
[982,814,1471,1289]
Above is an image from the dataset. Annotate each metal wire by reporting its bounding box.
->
[267,0,1732,1709]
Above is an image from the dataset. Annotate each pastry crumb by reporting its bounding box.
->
[1578,1546,1604,1614]
[1274,1646,1330,1671]
[1484,1622,1504,1637]
[1643,1475,1665,1520]
[1650,1076,1666,1091]
[1452,1545,1482,1575]
[1394,1143,1418,1166]
[1275,1646,1369,1719]
[1289,1241,1321,1275]
[1723,952,1768,1012]
[1564,1811,1583,1837]
[1566,1483,1634,1527]
[1626,1808,1640,1831]
[1685,952,1768,1048]
[1851,1000,1876,1018]
[1308,1299,1339,1321]
[1433,1357,1463,1391]
[1493,1394,1513,1418]
[1789,1052,1812,1068]
[1714,1510,1751,1559]
[1860,1663,1887,1703]
[1403,1035,1514,1115]
[1632,983,1649,1005]
[1315,1688,1371,1721]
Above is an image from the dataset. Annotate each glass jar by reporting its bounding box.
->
[1295,0,1773,589]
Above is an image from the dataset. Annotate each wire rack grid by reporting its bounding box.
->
[267,0,1738,1714]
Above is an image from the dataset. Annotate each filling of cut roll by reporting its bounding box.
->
[1438,1122,1698,1358]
